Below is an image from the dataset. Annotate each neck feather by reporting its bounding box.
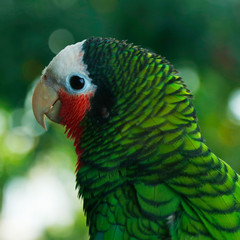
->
[58,89,94,171]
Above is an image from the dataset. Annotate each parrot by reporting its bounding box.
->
[32,37,240,240]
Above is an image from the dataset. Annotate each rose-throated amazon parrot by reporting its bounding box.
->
[32,37,240,240]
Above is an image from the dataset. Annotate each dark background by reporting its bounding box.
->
[0,1,240,239]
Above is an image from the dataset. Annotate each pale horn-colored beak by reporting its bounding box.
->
[32,77,61,130]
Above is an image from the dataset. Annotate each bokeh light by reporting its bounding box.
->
[178,67,200,94]
[228,89,240,123]
[0,163,82,240]
[4,126,35,154]
[48,29,75,55]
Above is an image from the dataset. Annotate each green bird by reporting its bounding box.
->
[32,37,240,240]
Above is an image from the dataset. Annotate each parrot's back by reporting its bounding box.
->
[79,38,240,240]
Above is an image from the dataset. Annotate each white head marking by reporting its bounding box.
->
[43,40,91,86]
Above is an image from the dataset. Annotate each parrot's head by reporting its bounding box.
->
[32,40,97,135]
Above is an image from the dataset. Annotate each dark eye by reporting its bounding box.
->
[69,75,85,90]
[66,73,90,94]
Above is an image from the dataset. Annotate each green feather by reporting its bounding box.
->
[66,37,240,239]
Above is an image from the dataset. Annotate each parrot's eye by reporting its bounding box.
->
[69,75,85,90]
[66,73,90,94]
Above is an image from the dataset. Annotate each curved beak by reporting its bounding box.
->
[32,77,61,130]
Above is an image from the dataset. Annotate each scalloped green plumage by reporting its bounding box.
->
[41,37,240,240]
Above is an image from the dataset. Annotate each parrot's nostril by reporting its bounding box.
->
[42,74,47,81]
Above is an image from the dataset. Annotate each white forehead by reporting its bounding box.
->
[43,40,89,82]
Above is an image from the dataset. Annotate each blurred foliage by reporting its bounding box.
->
[38,209,89,240]
[0,0,240,239]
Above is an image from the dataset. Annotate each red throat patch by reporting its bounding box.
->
[58,89,94,172]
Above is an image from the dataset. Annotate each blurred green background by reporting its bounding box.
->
[0,0,240,239]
